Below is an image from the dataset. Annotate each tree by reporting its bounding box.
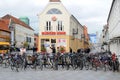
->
[41,46,46,52]
[60,46,66,53]
[23,42,29,48]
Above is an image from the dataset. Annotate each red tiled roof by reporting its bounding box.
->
[0,19,10,32]
[2,14,34,31]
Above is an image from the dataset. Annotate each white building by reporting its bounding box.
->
[101,24,109,52]
[107,0,120,58]
[2,14,34,48]
[38,0,84,52]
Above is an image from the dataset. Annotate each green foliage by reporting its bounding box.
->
[60,46,65,53]
[41,46,46,52]
[23,42,29,48]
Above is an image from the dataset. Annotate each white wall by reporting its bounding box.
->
[70,16,83,39]
[39,2,71,35]
[15,24,34,48]
[108,0,120,61]
[108,0,120,39]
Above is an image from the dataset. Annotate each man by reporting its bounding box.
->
[33,46,37,54]
[20,47,26,56]
[111,53,117,61]
[50,45,56,55]
[70,47,72,53]
[111,52,119,72]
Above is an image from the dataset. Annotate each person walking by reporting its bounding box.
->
[111,52,119,72]
[50,45,56,56]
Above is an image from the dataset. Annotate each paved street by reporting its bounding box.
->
[0,67,120,80]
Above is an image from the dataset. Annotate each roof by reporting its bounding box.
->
[34,33,38,36]
[0,19,10,32]
[107,0,115,22]
[2,14,34,31]
[49,0,61,2]
[71,15,83,28]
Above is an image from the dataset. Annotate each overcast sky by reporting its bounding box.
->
[0,0,112,34]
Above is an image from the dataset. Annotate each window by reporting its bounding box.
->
[0,38,6,42]
[34,38,36,41]
[47,8,62,14]
[0,31,9,36]
[51,39,56,43]
[46,21,51,31]
[57,21,63,31]
[41,39,49,51]
[26,37,31,43]
[0,45,9,50]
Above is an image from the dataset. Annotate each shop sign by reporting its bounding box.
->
[57,32,66,35]
[42,32,56,35]
[42,32,66,35]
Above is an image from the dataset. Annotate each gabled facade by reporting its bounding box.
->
[38,0,84,52]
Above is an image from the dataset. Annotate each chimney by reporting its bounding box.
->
[50,0,61,2]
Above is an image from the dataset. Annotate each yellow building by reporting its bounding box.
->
[38,0,84,53]
[83,25,90,49]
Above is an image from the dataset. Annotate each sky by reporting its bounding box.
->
[0,0,112,34]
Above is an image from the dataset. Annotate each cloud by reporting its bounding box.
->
[0,0,112,34]
[63,0,112,34]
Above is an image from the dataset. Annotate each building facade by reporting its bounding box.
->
[38,0,84,52]
[2,14,34,48]
[34,33,39,50]
[101,24,109,52]
[83,25,90,49]
[107,0,120,58]
[0,19,10,42]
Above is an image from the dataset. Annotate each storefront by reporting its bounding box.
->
[39,31,69,53]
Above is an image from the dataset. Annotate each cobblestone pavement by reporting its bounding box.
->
[0,67,120,80]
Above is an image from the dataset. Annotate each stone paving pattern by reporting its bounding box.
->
[0,67,120,80]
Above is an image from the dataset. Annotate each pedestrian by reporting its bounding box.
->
[70,47,72,53]
[20,47,26,56]
[50,45,56,55]
[111,52,117,61]
[33,46,37,53]
[111,52,119,72]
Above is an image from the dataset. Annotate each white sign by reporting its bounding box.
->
[57,39,66,46]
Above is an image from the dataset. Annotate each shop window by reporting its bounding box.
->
[41,39,49,44]
[41,39,50,51]
[51,39,56,43]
